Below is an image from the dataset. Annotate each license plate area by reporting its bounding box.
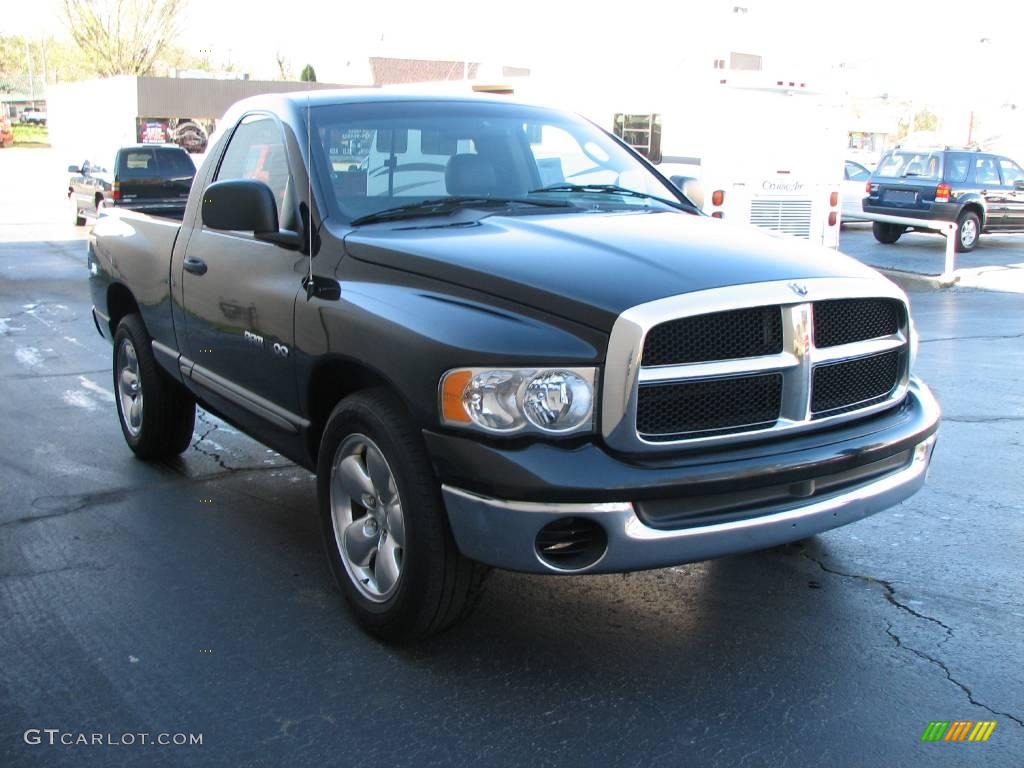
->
[882,189,918,204]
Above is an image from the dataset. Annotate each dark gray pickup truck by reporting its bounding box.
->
[88,91,940,640]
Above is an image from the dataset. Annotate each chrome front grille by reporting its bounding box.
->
[642,306,783,366]
[602,278,912,452]
[749,199,813,239]
[637,373,783,439]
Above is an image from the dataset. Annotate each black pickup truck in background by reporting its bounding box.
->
[87,91,940,641]
[69,144,196,225]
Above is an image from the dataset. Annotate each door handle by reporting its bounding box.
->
[183,256,208,276]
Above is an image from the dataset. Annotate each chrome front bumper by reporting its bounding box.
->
[442,433,938,575]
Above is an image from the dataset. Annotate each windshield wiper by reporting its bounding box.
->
[528,183,694,211]
[350,196,571,226]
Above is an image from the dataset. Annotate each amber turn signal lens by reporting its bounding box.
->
[440,370,473,423]
[711,190,725,206]
[829,191,839,207]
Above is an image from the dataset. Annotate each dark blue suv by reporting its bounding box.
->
[863,148,1024,252]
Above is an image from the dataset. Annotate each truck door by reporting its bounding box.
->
[180,113,305,431]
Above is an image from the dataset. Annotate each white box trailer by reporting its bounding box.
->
[513,73,847,247]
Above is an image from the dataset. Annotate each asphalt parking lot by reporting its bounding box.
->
[1,148,1022,767]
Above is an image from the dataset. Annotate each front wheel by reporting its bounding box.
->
[872,222,905,244]
[955,210,980,252]
[317,390,487,641]
[113,314,196,459]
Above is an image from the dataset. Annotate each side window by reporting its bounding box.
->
[998,158,1024,185]
[975,157,1000,185]
[216,114,292,225]
[945,155,970,184]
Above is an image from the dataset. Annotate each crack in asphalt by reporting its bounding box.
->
[885,622,1024,728]
[804,552,1024,729]
[0,563,110,580]
[3,367,108,381]
[803,552,955,645]
[4,467,291,529]
[191,411,236,473]
[191,410,293,474]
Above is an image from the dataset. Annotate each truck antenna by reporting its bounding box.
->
[306,92,314,298]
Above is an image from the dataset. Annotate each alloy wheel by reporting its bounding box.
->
[117,338,143,437]
[329,433,406,602]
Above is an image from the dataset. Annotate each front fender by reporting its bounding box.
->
[294,264,606,429]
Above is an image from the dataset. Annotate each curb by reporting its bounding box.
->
[873,267,959,292]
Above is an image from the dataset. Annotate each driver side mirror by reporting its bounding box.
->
[670,175,704,210]
[202,179,302,250]
[203,179,279,233]
[1015,179,1024,191]
[67,165,81,173]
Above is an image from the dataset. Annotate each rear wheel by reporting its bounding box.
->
[955,210,980,252]
[872,222,905,244]
[113,314,196,460]
[317,390,488,641]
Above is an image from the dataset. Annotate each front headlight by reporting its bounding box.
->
[440,367,596,436]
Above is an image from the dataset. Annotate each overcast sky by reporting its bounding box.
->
[4,0,1020,108]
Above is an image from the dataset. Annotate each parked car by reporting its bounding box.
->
[68,144,196,225]
[841,159,871,222]
[0,116,13,148]
[88,91,939,640]
[863,147,1024,252]
[21,109,47,125]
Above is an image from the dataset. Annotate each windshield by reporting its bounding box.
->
[310,100,684,222]
[874,151,943,180]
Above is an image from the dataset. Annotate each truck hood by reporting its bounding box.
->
[342,210,881,331]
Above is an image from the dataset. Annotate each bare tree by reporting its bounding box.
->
[275,51,292,81]
[63,0,187,76]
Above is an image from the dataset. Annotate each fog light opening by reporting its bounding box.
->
[534,517,608,571]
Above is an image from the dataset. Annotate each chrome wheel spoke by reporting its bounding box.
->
[119,368,137,394]
[343,518,379,567]
[365,444,395,506]
[374,534,401,596]
[129,396,143,428]
[385,502,405,548]
[334,454,374,502]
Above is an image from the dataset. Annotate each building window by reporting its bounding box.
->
[713,59,726,70]
[613,113,662,163]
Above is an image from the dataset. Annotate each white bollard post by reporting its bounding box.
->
[942,222,956,282]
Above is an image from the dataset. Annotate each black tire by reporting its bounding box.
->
[317,389,488,641]
[872,222,905,244]
[71,195,85,226]
[955,210,981,253]
[113,314,196,460]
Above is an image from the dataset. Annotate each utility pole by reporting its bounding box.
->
[40,40,48,87]
[25,41,36,109]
